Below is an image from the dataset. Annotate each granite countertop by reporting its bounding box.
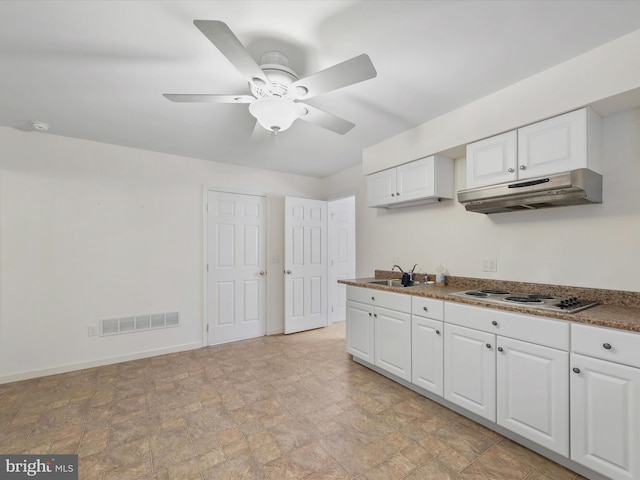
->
[339,275,640,333]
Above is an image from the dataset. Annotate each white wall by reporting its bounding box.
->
[0,127,325,382]
[363,29,640,175]
[328,108,640,292]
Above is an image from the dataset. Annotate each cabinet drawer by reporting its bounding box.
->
[412,296,444,320]
[347,286,376,304]
[572,324,640,369]
[346,286,411,312]
[444,301,569,351]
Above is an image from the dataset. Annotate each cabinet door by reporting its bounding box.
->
[465,131,517,188]
[444,324,496,421]
[374,306,411,381]
[517,108,587,179]
[412,316,443,396]
[570,353,640,480]
[497,337,569,456]
[367,168,397,207]
[346,300,374,363]
[396,157,434,202]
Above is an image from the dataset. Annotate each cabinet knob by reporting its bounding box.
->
[368,312,372,317]
[486,343,492,349]
[491,320,498,326]
[507,168,515,173]
[374,313,377,318]
[371,296,375,301]
[519,165,527,170]
[396,192,400,196]
[435,329,440,335]
[391,193,395,197]
[497,347,504,352]
[603,343,612,350]
[572,367,581,374]
[423,306,428,312]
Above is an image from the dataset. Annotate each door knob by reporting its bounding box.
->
[284,269,292,275]
[519,165,527,170]
[507,168,515,173]
[259,270,266,276]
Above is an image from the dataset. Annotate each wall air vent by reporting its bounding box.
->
[100,311,180,336]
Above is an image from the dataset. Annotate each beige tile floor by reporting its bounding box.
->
[0,322,588,480]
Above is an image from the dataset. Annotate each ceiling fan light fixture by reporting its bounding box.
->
[249,97,302,133]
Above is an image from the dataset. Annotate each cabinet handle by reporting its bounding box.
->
[603,343,612,350]
[507,168,515,173]
[491,321,498,326]
[572,367,581,374]
[423,306,428,312]
[486,343,492,349]
[435,329,440,335]
[519,165,527,170]
[497,347,504,352]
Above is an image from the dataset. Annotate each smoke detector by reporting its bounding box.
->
[30,121,50,132]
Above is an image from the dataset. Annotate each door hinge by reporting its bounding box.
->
[206,324,209,332]
[206,264,209,272]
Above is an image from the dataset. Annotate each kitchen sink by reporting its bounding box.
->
[368,279,403,286]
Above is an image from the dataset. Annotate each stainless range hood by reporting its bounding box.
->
[457,168,602,214]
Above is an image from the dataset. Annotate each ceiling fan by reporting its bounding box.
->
[163,20,377,135]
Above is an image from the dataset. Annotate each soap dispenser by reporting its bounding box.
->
[435,264,445,287]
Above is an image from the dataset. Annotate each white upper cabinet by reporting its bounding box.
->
[466,131,518,188]
[465,108,602,189]
[367,155,453,208]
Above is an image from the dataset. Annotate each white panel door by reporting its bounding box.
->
[396,157,434,202]
[466,130,518,188]
[207,191,266,345]
[346,300,374,363]
[571,353,640,480]
[444,324,496,421]
[367,168,397,207]
[374,306,411,381]
[497,337,569,456]
[328,197,355,323]
[518,108,587,179]
[284,197,327,334]
[412,316,444,396]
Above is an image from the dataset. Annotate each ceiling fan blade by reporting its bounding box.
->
[163,94,254,103]
[290,54,377,100]
[298,103,355,135]
[193,20,270,88]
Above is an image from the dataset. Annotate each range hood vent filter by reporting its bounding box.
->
[457,169,602,214]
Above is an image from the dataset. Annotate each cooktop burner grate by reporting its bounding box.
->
[449,289,598,313]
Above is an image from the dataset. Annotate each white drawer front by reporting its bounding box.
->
[412,296,444,321]
[572,323,640,369]
[444,301,569,351]
[347,286,376,304]
[373,289,411,312]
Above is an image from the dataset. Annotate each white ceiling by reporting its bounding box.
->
[1,1,640,178]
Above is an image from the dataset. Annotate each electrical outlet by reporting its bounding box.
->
[482,258,498,272]
[88,324,98,337]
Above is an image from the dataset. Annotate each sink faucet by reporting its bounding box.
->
[392,264,404,274]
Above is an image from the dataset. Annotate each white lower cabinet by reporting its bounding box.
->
[375,306,411,381]
[444,323,496,421]
[497,337,569,456]
[346,300,374,363]
[444,302,569,456]
[346,286,412,381]
[570,323,640,480]
[412,297,444,396]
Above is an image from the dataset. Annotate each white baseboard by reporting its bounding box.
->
[0,342,202,385]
